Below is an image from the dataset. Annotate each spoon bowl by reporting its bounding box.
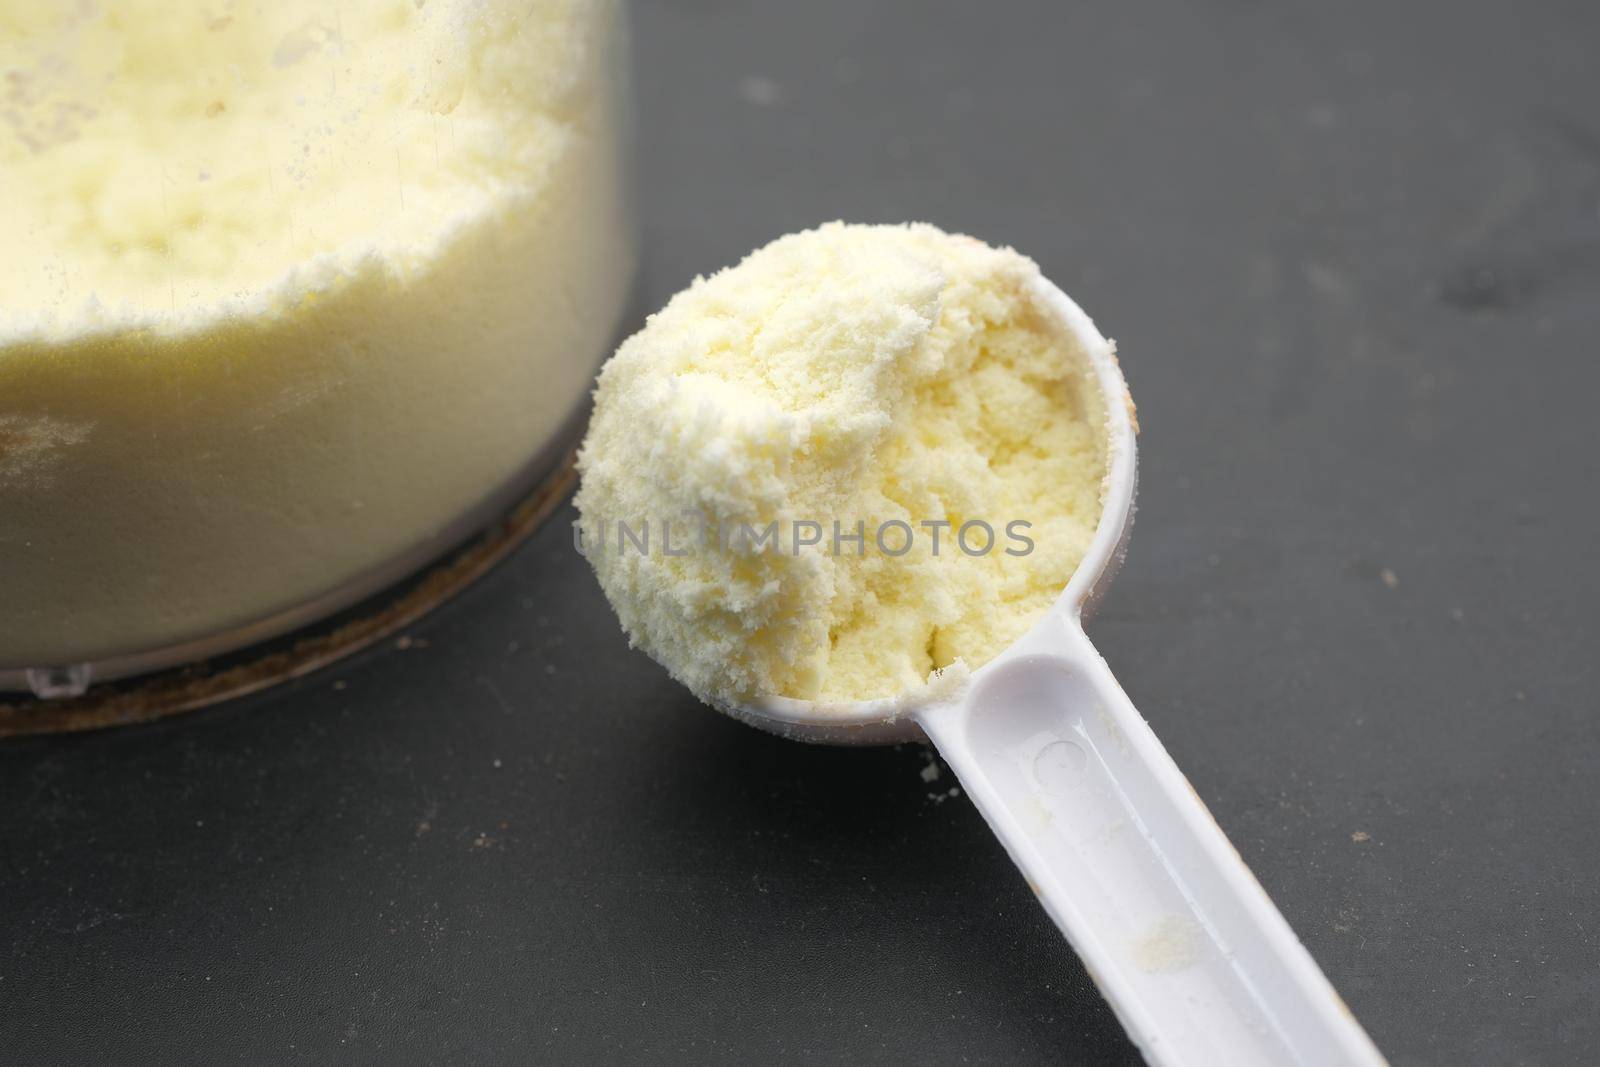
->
[723,274,1137,746]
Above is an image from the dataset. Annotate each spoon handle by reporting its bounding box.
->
[915,618,1384,1067]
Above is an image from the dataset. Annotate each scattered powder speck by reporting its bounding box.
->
[738,75,782,106]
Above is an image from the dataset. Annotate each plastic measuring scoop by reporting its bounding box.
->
[718,277,1386,1067]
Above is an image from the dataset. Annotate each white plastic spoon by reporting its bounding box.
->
[719,277,1386,1067]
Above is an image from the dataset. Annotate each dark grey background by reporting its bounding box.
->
[4,1,1598,1062]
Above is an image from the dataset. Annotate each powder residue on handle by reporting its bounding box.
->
[1130,914,1205,974]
